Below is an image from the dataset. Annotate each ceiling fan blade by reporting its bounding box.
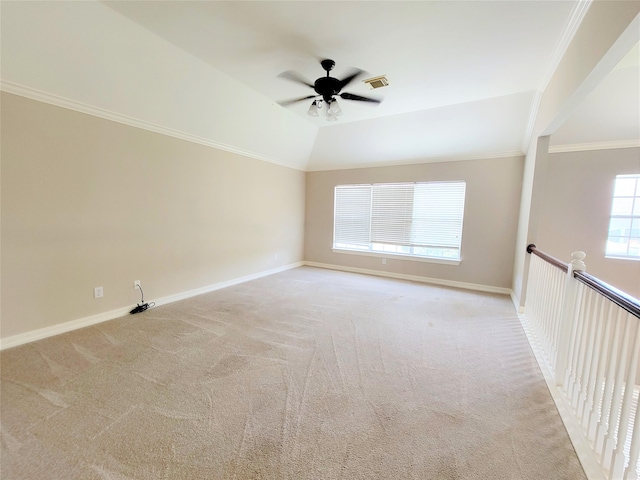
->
[339,92,382,104]
[277,70,315,89]
[338,68,365,90]
[278,95,317,107]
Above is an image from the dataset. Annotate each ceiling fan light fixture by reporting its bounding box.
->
[326,112,338,122]
[329,99,342,116]
[307,100,319,117]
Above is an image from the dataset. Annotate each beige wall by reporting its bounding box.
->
[512,2,640,304]
[1,92,306,339]
[304,157,524,290]
[538,147,640,298]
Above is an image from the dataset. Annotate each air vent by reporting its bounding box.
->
[363,75,389,89]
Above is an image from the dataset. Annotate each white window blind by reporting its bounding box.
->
[333,181,466,260]
[371,183,414,245]
[334,185,371,248]
[412,182,466,247]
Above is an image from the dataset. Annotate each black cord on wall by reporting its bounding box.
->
[130,283,155,314]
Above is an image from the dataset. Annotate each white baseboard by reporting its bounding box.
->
[151,262,304,308]
[0,306,133,351]
[303,261,513,296]
[510,290,525,313]
[517,313,606,480]
[0,262,303,351]
[1,261,511,350]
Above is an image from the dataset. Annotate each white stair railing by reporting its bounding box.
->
[523,245,640,480]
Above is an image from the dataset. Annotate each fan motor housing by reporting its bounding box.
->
[314,77,341,102]
[277,58,381,109]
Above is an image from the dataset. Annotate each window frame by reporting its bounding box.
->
[332,181,466,265]
[605,174,640,261]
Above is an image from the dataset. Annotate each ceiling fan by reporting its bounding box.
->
[278,59,382,121]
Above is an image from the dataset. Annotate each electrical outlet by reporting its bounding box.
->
[134,280,141,289]
[382,258,387,265]
[94,286,103,298]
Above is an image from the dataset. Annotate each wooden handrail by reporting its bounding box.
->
[526,244,569,273]
[526,243,640,318]
[573,270,640,319]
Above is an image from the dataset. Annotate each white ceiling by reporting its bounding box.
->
[551,42,640,149]
[2,1,638,171]
[105,1,577,127]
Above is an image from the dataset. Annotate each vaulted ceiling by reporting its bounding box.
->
[1,1,638,171]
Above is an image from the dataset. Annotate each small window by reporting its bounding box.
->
[606,174,640,259]
[333,181,466,261]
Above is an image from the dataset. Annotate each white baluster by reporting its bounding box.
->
[573,290,595,411]
[603,318,634,469]
[551,267,565,367]
[539,260,552,363]
[525,255,540,342]
[542,261,553,361]
[577,294,599,421]
[610,319,640,478]
[564,283,585,392]
[596,308,624,457]
[569,289,589,406]
[588,301,615,442]
[623,391,640,480]
[581,295,604,427]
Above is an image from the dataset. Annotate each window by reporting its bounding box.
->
[333,181,466,261]
[606,174,640,259]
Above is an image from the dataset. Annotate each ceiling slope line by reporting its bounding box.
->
[521,0,594,152]
[0,80,307,172]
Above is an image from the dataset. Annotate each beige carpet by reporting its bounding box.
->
[1,267,586,479]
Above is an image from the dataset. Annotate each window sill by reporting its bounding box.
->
[605,255,640,262]
[331,248,461,265]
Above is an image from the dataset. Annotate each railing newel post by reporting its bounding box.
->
[554,251,586,387]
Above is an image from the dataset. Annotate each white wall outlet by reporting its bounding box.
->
[94,286,103,298]
[134,280,141,289]
[382,258,387,265]
[274,253,278,261]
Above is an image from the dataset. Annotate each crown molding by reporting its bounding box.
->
[521,0,593,153]
[0,80,306,172]
[306,150,525,172]
[549,139,640,154]
[537,0,594,94]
